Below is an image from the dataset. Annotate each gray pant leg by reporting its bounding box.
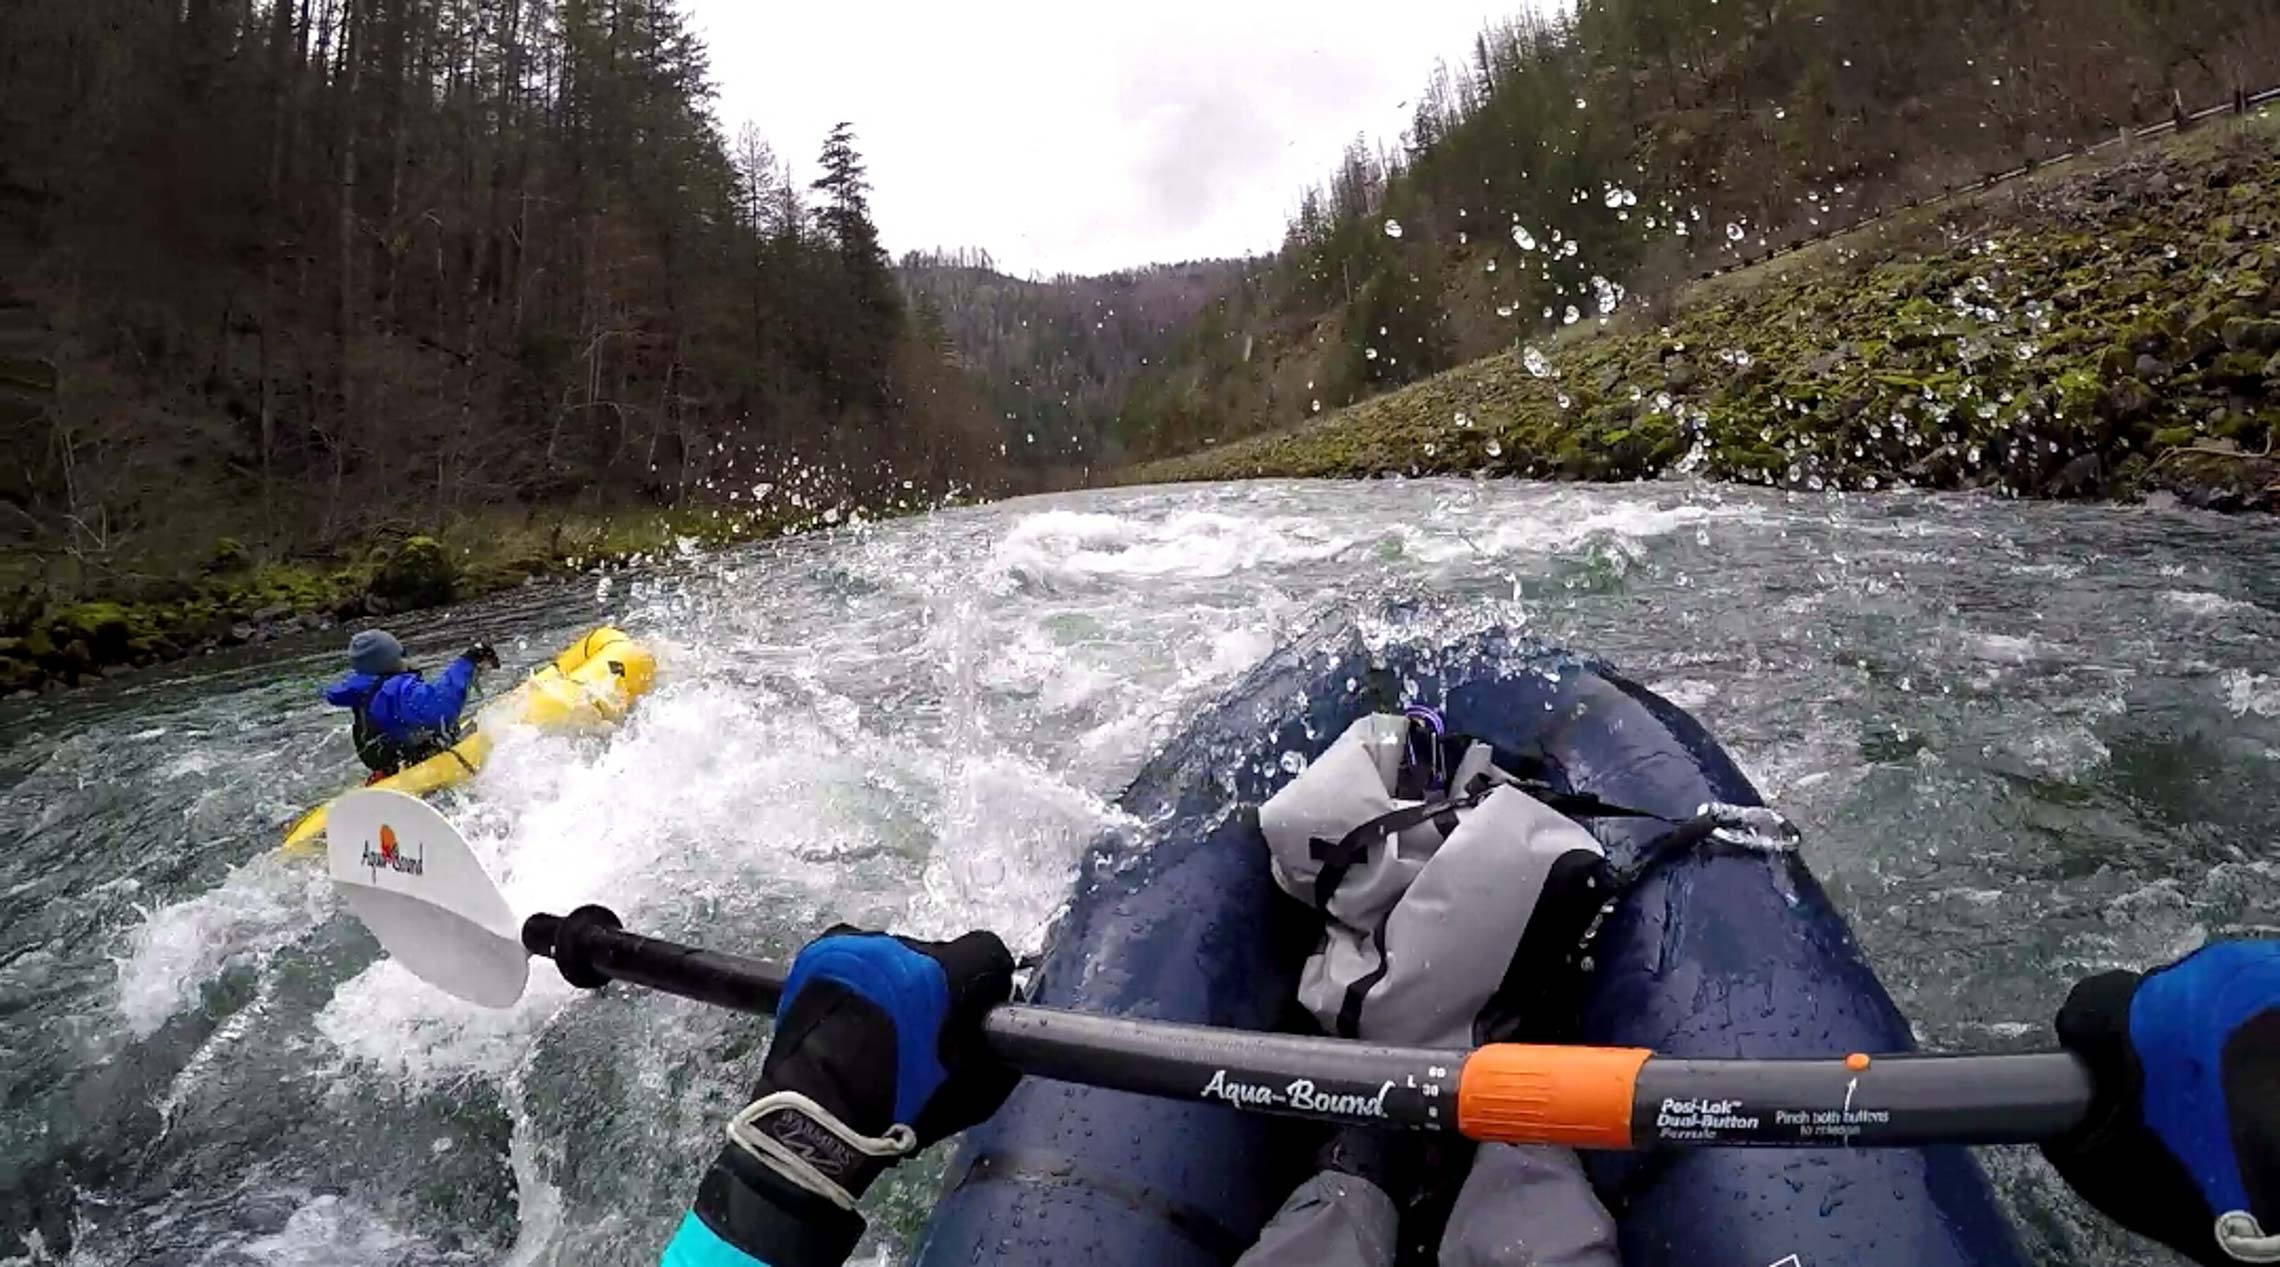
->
[1438,1145,1621,1267]
[1237,1170,1400,1267]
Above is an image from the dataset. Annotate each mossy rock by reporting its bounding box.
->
[0,654,41,693]
[484,555,546,582]
[232,564,338,611]
[2181,315,2231,362]
[2150,426,2197,451]
[368,536,458,611]
[47,602,148,660]
[2122,312,2181,355]
[2213,351,2272,384]
[2111,453,2154,499]
[2104,378,2158,422]
[1645,430,1693,471]
[2223,317,2280,354]
[45,637,93,673]
[2053,369,2106,423]
[203,538,253,575]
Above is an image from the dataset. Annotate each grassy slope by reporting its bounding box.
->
[1128,114,2280,508]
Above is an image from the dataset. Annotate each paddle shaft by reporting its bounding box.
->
[522,907,2097,1149]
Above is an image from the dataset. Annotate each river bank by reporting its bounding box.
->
[1128,114,2280,510]
[0,495,929,698]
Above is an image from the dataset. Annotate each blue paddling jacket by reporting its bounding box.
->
[322,656,479,774]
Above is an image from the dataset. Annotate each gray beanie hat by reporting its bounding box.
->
[349,629,406,676]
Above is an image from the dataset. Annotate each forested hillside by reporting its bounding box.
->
[897,251,1255,478]
[0,0,1006,600]
[1115,0,2280,459]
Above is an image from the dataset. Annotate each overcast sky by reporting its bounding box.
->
[685,1,1536,278]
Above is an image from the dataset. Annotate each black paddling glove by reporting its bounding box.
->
[2042,942,2280,1266]
[670,929,1017,1267]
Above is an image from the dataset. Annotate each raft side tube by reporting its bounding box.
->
[915,631,2030,1267]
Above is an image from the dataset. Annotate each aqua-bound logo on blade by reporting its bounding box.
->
[362,823,425,877]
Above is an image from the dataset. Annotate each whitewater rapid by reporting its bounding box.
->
[5,478,2276,1266]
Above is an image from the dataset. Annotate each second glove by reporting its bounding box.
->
[2042,942,2280,1266]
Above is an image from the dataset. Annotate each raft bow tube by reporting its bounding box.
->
[280,626,655,852]
[912,629,2028,1267]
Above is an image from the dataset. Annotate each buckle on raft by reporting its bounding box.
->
[1696,802,1802,853]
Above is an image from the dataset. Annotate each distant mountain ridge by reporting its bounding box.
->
[897,249,1258,476]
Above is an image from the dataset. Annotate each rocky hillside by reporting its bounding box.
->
[1129,115,2280,511]
[1110,0,2280,463]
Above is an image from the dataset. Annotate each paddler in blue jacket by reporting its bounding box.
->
[322,629,500,777]
[655,930,2280,1267]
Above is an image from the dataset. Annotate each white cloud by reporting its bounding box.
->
[686,0,1535,277]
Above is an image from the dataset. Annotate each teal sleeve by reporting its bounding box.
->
[660,1211,771,1267]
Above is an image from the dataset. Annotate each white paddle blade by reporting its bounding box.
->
[326,789,530,1008]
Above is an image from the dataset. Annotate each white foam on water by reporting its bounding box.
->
[1952,1019,2040,1040]
[975,624,1120,716]
[1472,496,1750,557]
[158,750,218,779]
[2008,722,2112,781]
[1963,632,2045,664]
[2222,669,2280,718]
[1727,712,1866,811]
[0,1214,102,1267]
[478,679,865,909]
[986,508,1357,590]
[1378,492,1755,568]
[313,955,575,1087]
[153,971,277,1138]
[1647,677,1719,710]
[229,1194,436,1266]
[113,858,331,1039]
[497,1108,568,1267]
[1185,625,1280,689]
[2162,590,2261,617]
[905,754,1128,950]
